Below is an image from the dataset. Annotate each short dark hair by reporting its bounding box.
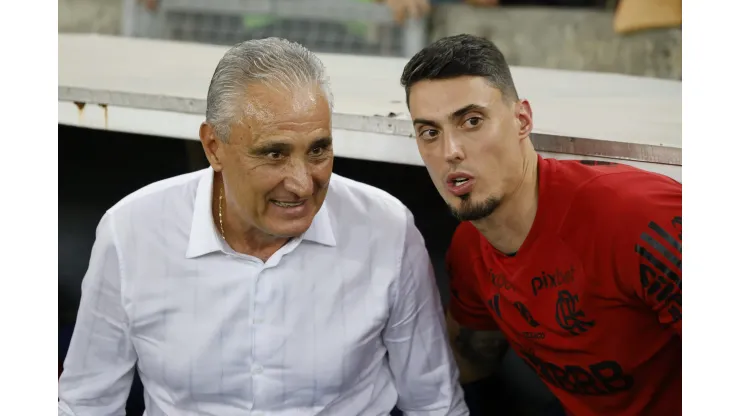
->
[400,34,519,105]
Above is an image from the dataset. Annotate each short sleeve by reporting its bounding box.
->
[446,222,499,331]
[613,174,682,336]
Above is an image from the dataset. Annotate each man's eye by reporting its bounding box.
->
[419,129,439,140]
[464,117,482,128]
[267,151,283,160]
[309,146,325,156]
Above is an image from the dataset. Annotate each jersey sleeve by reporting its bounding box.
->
[612,174,683,336]
[446,222,499,331]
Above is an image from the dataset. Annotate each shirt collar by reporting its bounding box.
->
[185,168,336,259]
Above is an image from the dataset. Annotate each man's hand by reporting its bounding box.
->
[381,0,432,23]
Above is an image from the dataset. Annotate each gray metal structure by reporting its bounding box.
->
[120,0,428,57]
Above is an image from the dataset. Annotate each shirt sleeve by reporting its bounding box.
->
[446,222,499,331]
[58,213,137,416]
[383,210,468,416]
[613,175,682,336]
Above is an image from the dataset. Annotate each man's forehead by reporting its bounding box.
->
[233,120,330,147]
[409,77,501,118]
[233,97,331,146]
[243,84,328,122]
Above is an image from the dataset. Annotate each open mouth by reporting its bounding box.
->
[451,178,469,187]
[445,174,475,197]
[271,200,305,208]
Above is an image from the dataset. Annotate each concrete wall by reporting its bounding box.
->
[430,5,681,80]
[58,1,681,80]
[59,0,122,35]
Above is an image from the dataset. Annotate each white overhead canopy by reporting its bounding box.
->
[58,34,681,180]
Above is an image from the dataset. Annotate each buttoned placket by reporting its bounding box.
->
[249,257,266,415]
[222,245,266,414]
[222,236,303,414]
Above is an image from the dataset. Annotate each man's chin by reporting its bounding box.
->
[448,195,501,222]
[263,216,315,239]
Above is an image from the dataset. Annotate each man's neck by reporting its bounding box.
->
[227,225,290,262]
[212,173,290,261]
[473,150,539,255]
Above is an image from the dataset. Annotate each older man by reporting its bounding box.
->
[58,38,467,416]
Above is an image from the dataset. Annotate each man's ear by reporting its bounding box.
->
[199,122,224,172]
[515,99,534,140]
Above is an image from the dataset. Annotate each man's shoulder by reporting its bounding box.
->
[553,159,679,195]
[571,164,679,212]
[549,159,647,189]
[556,160,681,241]
[551,159,679,212]
[325,174,416,255]
[327,173,410,225]
[107,169,204,219]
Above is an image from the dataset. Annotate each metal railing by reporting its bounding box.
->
[121,0,428,57]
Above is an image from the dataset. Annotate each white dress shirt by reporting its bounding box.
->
[58,168,467,416]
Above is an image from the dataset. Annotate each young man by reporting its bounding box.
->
[401,34,681,415]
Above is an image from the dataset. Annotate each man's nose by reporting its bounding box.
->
[443,133,464,164]
[282,159,313,198]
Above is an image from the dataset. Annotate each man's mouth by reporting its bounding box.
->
[271,200,305,208]
[445,173,475,197]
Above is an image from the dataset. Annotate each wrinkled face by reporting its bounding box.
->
[204,83,333,238]
[408,76,532,221]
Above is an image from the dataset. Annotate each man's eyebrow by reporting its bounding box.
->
[451,104,486,119]
[412,104,487,128]
[310,137,333,148]
[250,141,292,154]
[412,118,440,128]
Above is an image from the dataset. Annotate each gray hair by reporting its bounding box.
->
[205,37,333,141]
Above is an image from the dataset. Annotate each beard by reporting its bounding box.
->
[448,194,501,222]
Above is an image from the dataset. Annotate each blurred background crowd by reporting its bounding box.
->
[59,0,681,80]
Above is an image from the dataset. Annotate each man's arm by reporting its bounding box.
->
[58,214,137,416]
[383,210,468,416]
[445,310,508,384]
[614,176,682,337]
[445,222,509,384]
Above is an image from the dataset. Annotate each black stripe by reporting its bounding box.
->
[669,293,682,306]
[635,245,681,284]
[648,221,682,253]
[640,232,682,271]
[639,263,655,288]
[656,281,675,302]
[668,305,682,322]
[647,280,662,296]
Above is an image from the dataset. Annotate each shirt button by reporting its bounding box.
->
[246,402,253,410]
[253,364,263,375]
[253,412,263,416]
[253,318,263,324]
